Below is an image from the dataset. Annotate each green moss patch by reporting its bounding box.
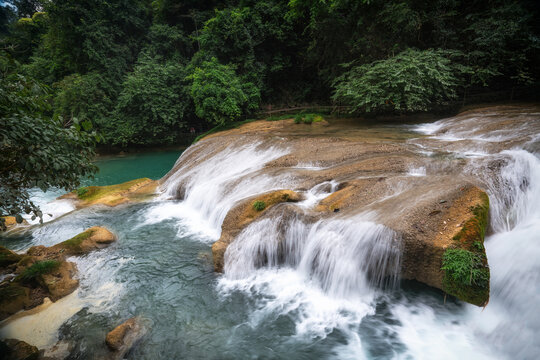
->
[452,192,489,249]
[17,260,60,283]
[59,228,95,253]
[75,178,151,202]
[0,283,27,303]
[0,246,22,267]
[442,192,490,306]
[252,200,267,211]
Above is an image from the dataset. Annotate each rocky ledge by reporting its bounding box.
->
[170,115,492,306]
[0,227,116,320]
[60,178,157,207]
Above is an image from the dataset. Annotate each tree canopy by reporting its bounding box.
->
[0,0,539,144]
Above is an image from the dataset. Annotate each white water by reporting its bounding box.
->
[157,142,291,239]
[154,109,540,359]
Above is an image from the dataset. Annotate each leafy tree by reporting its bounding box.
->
[188,57,259,125]
[111,55,191,146]
[0,54,97,229]
[332,49,463,113]
[52,72,116,133]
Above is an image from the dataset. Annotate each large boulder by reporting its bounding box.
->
[105,317,146,359]
[212,190,302,272]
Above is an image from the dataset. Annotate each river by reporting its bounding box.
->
[1,106,539,359]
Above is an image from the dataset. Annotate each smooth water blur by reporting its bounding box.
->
[1,108,539,359]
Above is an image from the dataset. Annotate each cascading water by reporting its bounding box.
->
[3,106,539,359]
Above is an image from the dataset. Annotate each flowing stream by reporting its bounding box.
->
[1,107,539,359]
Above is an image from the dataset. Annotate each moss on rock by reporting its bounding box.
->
[0,246,22,267]
[442,192,490,306]
[62,178,157,207]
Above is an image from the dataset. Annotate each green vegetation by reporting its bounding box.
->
[76,187,88,197]
[332,49,462,113]
[59,228,95,253]
[18,260,60,282]
[452,193,490,245]
[441,192,490,306]
[252,200,267,211]
[442,248,489,306]
[74,178,150,202]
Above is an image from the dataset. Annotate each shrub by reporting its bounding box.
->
[294,114,302,124]
[252,200,266,211]
[303,114,314,124]
[332,49,463,113]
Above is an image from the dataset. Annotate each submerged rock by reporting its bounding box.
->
[0,338,39,360]
[105,317,146,359]
[60,178,157,207]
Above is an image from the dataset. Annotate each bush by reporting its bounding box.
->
[188,57,260,125]
[112,55,191,146]
[303,114,314,124]
[294,114,302,124]
[252,200,266,211]
[76,187,88,197]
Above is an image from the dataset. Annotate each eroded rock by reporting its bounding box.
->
[105,317,146,359]
[60,178,157,207]
[212,190,302,272]
[0,227,116,320]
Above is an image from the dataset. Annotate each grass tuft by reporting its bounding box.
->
[18,260,60,282]
[252,200,266,211]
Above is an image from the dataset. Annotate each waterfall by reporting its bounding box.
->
[225,216,402,295]
[156,105,540,358]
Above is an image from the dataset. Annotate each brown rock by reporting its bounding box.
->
[0,339,39,360]
[105,317,146,358]
[60,178,157,208]
[212,190,302,272]
[39,260,79,301]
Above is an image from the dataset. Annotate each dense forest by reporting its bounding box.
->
[2,0,539,147]
[1,0,540,222]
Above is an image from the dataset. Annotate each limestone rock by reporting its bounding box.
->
[60,178,157,207]
[212,190,302,272]
[105,317,146,359]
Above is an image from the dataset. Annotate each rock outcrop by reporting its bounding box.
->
[212,190,302,272]
[179,117,493,306]
[0,338,39,360]
[0,227,116,320]
[60,178,157,207]
[105,317,146,359]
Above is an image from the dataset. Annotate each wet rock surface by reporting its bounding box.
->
[60,178,157,208]
[0,338,39,360]
[105,317,146,359]
[0,227,116,320]
[158,107,533,306]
